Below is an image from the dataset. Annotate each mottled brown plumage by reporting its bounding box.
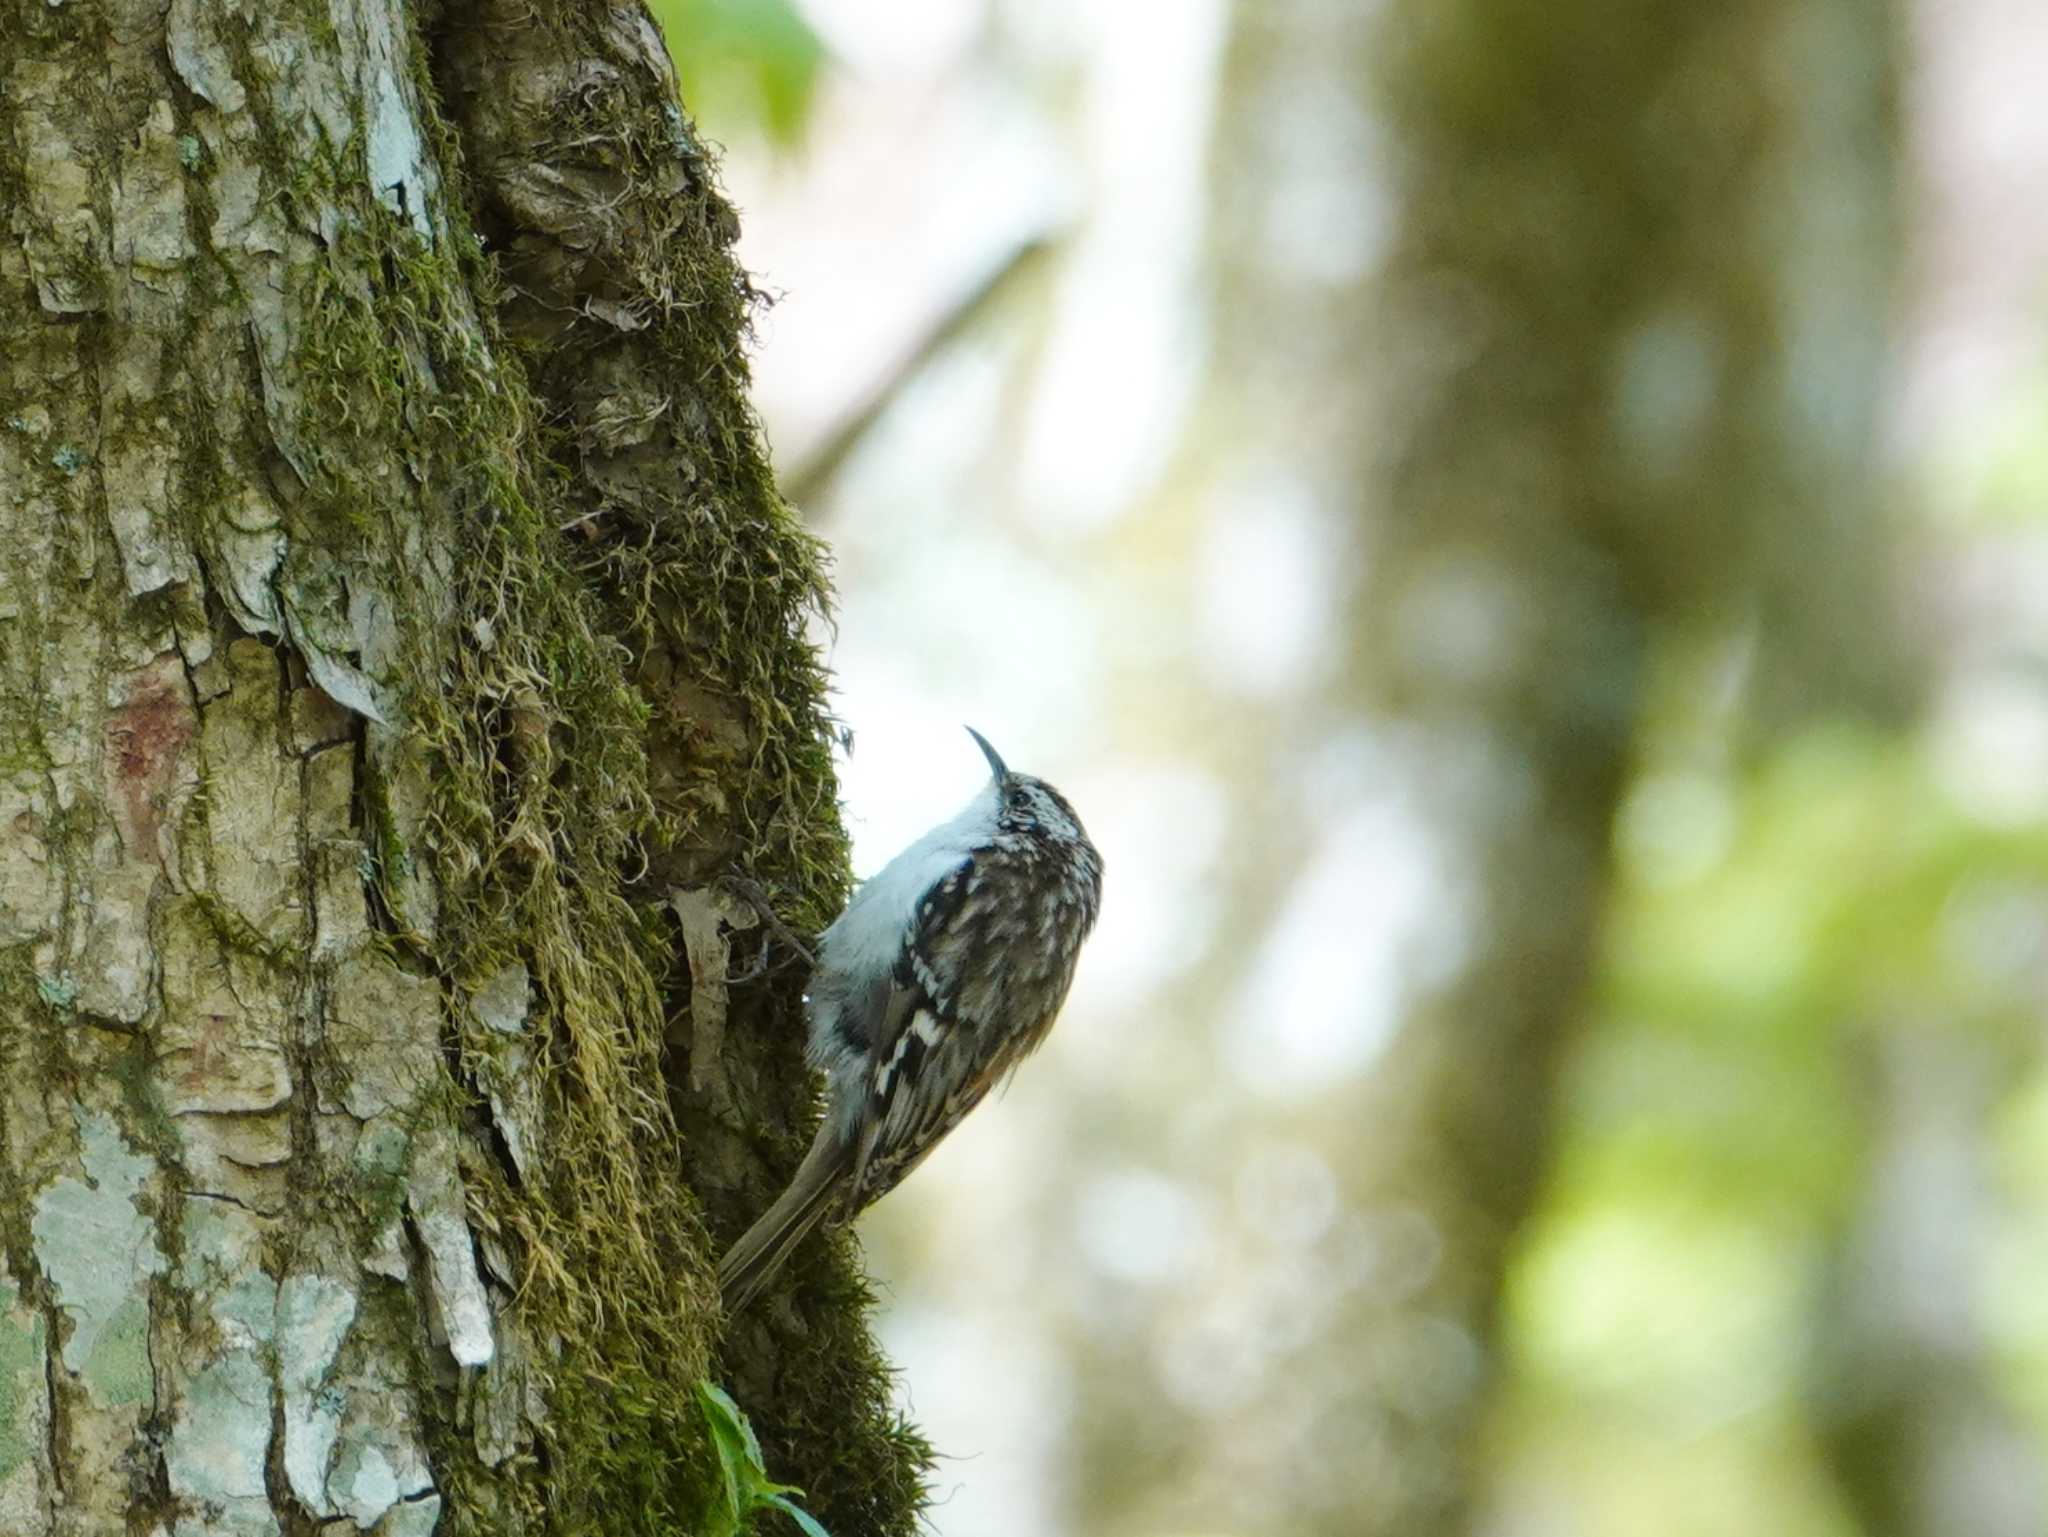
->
[719,730,1101,1311]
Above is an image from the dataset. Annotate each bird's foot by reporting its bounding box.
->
[721,873,820,971]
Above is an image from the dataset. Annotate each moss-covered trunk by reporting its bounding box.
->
[0,2,923,1533]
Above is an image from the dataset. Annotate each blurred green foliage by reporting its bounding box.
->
[1498,702,2048,1533]
[647,0,825,146]
[1933,358,2048,528]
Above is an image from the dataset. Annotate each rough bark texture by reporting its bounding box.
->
[0,2,924,1534]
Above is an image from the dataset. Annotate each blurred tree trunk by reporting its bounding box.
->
[0,3,921,1534]
[1341,0,1899,1529]
[1092,2,1900,1533]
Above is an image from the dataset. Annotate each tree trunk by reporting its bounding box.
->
[1328,1,1898,1528]
[1070,2,1897,1532]
[0,3,922,1534]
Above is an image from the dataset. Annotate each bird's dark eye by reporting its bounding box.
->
[1008,788,1029,811]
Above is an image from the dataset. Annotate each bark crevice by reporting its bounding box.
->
[2,1,922,1532]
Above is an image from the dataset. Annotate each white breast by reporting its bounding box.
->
[806,785,994,1062]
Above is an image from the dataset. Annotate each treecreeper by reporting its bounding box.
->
[720,728,1103,1310]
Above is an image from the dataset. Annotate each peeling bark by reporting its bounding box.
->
[0,2,921,1533]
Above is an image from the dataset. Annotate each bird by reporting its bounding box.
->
[719,726,1103,1312]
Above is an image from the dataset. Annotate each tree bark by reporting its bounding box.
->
[0,3,922,1534]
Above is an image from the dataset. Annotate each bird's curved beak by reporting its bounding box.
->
[964,725,1009,783]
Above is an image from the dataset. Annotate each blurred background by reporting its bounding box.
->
[648,2,2048,1533]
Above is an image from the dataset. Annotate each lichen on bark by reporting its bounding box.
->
[0,1,926,1533]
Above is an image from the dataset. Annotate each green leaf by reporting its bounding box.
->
[694,1379,834,1537]
[644,0,827,146]
[700,1378,769,1472]
[762,1491,834,1537]
[696,1381,749,1529]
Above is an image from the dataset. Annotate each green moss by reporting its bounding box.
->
[51,1,936,1529]
[106,1030,187,1175]
[441,16,931,1530]
[183,889,298,972]
[302,303,715,1532]
[0,948,52,1280]
[222,52,819,1537]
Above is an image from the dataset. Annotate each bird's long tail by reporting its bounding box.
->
[718,1132,850,1313]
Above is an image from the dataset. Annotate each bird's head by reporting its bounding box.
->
[965,726,1091,847]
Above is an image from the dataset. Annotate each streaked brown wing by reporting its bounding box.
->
[849,1004,1033,1208]
[843,853,1042,1209]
